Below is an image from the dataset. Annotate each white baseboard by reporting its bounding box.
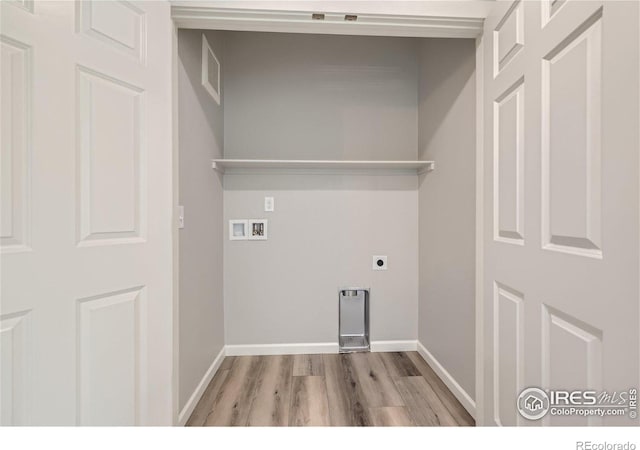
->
[370,340,417,352]
[225,342,339,356]
[225,340,418,356]
[225,340,419,356]
[416,341,476,419]
[177,346,226,426]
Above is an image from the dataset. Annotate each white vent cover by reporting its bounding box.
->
[201,34,220,104]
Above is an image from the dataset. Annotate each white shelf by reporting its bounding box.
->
[211,159,435,174]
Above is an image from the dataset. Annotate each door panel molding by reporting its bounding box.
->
[77,286,147,426]
[0,35,32,253]
[493,76,525,245]
[493,282,524,426]
[493,0,524,78]
[541,303,603,426]
[76,65,146,247]
[541,8,603,259]
[0,309,32,426]
[76,0,147,64]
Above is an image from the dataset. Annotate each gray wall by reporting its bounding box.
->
[177,29,225,410]
[418,38,476,399]
[224,174,418,345]
[221,33,421,346]
[223,32,419,161]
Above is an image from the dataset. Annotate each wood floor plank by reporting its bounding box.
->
[369,407,415,426]
[351,352,405,407]
[186,369,230,426]
[288,376,330,426]
[246,355,293,426]
[204,355,265,426]
[292,354,324,376]
[378,352,421,377]
[406,352,475,426]
[393,376,458,426]
[219,356,236,372]
[323,354,372,426]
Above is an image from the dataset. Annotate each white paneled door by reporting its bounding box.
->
[483,1,639,425]
[1,1,173,425]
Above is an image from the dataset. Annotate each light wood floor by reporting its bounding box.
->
[186,351,475,427]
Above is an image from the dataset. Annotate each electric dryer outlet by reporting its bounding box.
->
[372,256,388,270]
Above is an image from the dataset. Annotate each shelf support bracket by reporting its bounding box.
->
[417,161,435,175]
[211,160,225,173]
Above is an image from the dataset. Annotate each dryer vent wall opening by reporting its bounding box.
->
[339,288,370,353]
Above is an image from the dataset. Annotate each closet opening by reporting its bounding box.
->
[175,28,477,426]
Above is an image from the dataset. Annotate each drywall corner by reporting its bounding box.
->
[417,37,477,401]
[177,29,226,412]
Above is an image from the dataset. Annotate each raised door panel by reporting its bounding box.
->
[542,10,603,259]
[493,283,524,426]
[542,305,603,426]
[0,310,31,425]
[1,36,31,252]
[493,78,525,245]
[77,287,146,426]
[76,66,145,246]
[77,0,146,63]
[493,0,524,77]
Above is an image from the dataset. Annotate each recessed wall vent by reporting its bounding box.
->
[312,13,325,20]
[201,34,220,105]
[345,14,358,21]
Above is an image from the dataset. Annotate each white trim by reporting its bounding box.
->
[226,342,339,356]
[177,346,226,426]
[171,22,181,427]
[417,341,476,419]
[170,1,495,19]
[225,340,418,356]
[171,6,484,39]
[474,32,486,426]
[370,340,417,352]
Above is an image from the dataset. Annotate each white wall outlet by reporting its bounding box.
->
[178,205,185,229]
[372,255,387,270]
[264,196,274,212]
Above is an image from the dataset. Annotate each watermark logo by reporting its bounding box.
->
[517,387,637,420]
[576,442,636,450]
[517,387,550,420]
